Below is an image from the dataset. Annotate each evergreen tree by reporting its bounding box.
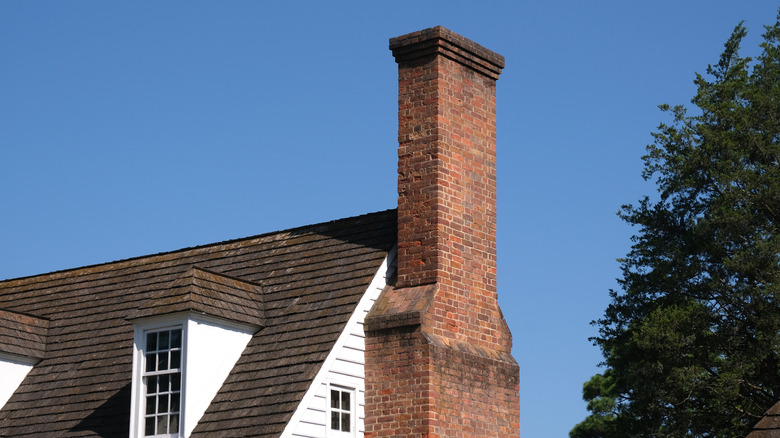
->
[573,11,780,438]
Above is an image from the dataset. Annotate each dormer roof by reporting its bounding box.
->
[0,309,48,361]
[127,266,265,328]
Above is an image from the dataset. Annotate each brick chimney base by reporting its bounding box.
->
[364,321,519,438]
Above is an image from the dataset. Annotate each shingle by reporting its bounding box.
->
[0,209,396,437]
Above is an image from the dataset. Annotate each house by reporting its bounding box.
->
[0,26,520,438]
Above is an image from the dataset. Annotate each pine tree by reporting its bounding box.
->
[572,11,780,438]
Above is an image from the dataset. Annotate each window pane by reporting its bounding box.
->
[159,331,169,350]
[171,329,182,349]
[170,350,181,369]
[157,414,168,434]
[145,353,155,372]
[331,390,339,408]
[169,413,179,433]
[171,393,180,412]
[342,412,351,432]
[145,416,155,435]
[145,396,155,415]
[146,376,157,394]
[341,391,350,409]
[159,394,169,414]
[157,352,168,371]
[159,375,169,392]
[171,373,181,391]
[331,411,339,430]
[146,333,157,351]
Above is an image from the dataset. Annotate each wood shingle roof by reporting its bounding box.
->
[0,209,396,437]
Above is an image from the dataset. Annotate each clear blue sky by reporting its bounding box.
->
[1,1,777,436]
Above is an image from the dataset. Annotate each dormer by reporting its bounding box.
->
[127,267,264,438]
[0,309,49,410]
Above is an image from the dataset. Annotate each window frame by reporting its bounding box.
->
[130,317,188,438]
[142,326,183,437]
[326,382,356,438]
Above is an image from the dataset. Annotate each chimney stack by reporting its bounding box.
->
[365,27,520,437]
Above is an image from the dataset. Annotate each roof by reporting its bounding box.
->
[0,209,396,437]
[749,401,780,437]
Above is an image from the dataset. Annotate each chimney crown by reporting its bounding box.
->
[390,26,505,79]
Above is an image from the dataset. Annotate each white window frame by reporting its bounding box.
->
[142,326,184,437]
[326,382,356,438]
[131,317,188,438]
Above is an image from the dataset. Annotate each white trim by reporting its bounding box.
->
[0,352,39,366]
[131,312,260,335]
[280,247,395,438]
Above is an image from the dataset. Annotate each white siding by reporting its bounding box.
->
[281,248,395,438]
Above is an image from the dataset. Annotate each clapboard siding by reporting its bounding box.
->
[281,248,394,438]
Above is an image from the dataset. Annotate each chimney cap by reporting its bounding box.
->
[389,26,505,79]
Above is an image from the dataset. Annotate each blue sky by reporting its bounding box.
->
[1,1,778,436]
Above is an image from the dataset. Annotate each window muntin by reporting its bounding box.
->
[329,385,353,434]
[143,328,182,437]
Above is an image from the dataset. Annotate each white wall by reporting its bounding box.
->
[0,353,36,410]
[183,317,254,438]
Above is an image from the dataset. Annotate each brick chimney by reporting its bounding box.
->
[365,27,520,438]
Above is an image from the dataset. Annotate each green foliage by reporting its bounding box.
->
[573,10,780,438]
[570,371,618,438]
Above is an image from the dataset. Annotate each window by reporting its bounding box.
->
[142,327,183,437]
[329,385,354,436]
[131,314,256,438]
